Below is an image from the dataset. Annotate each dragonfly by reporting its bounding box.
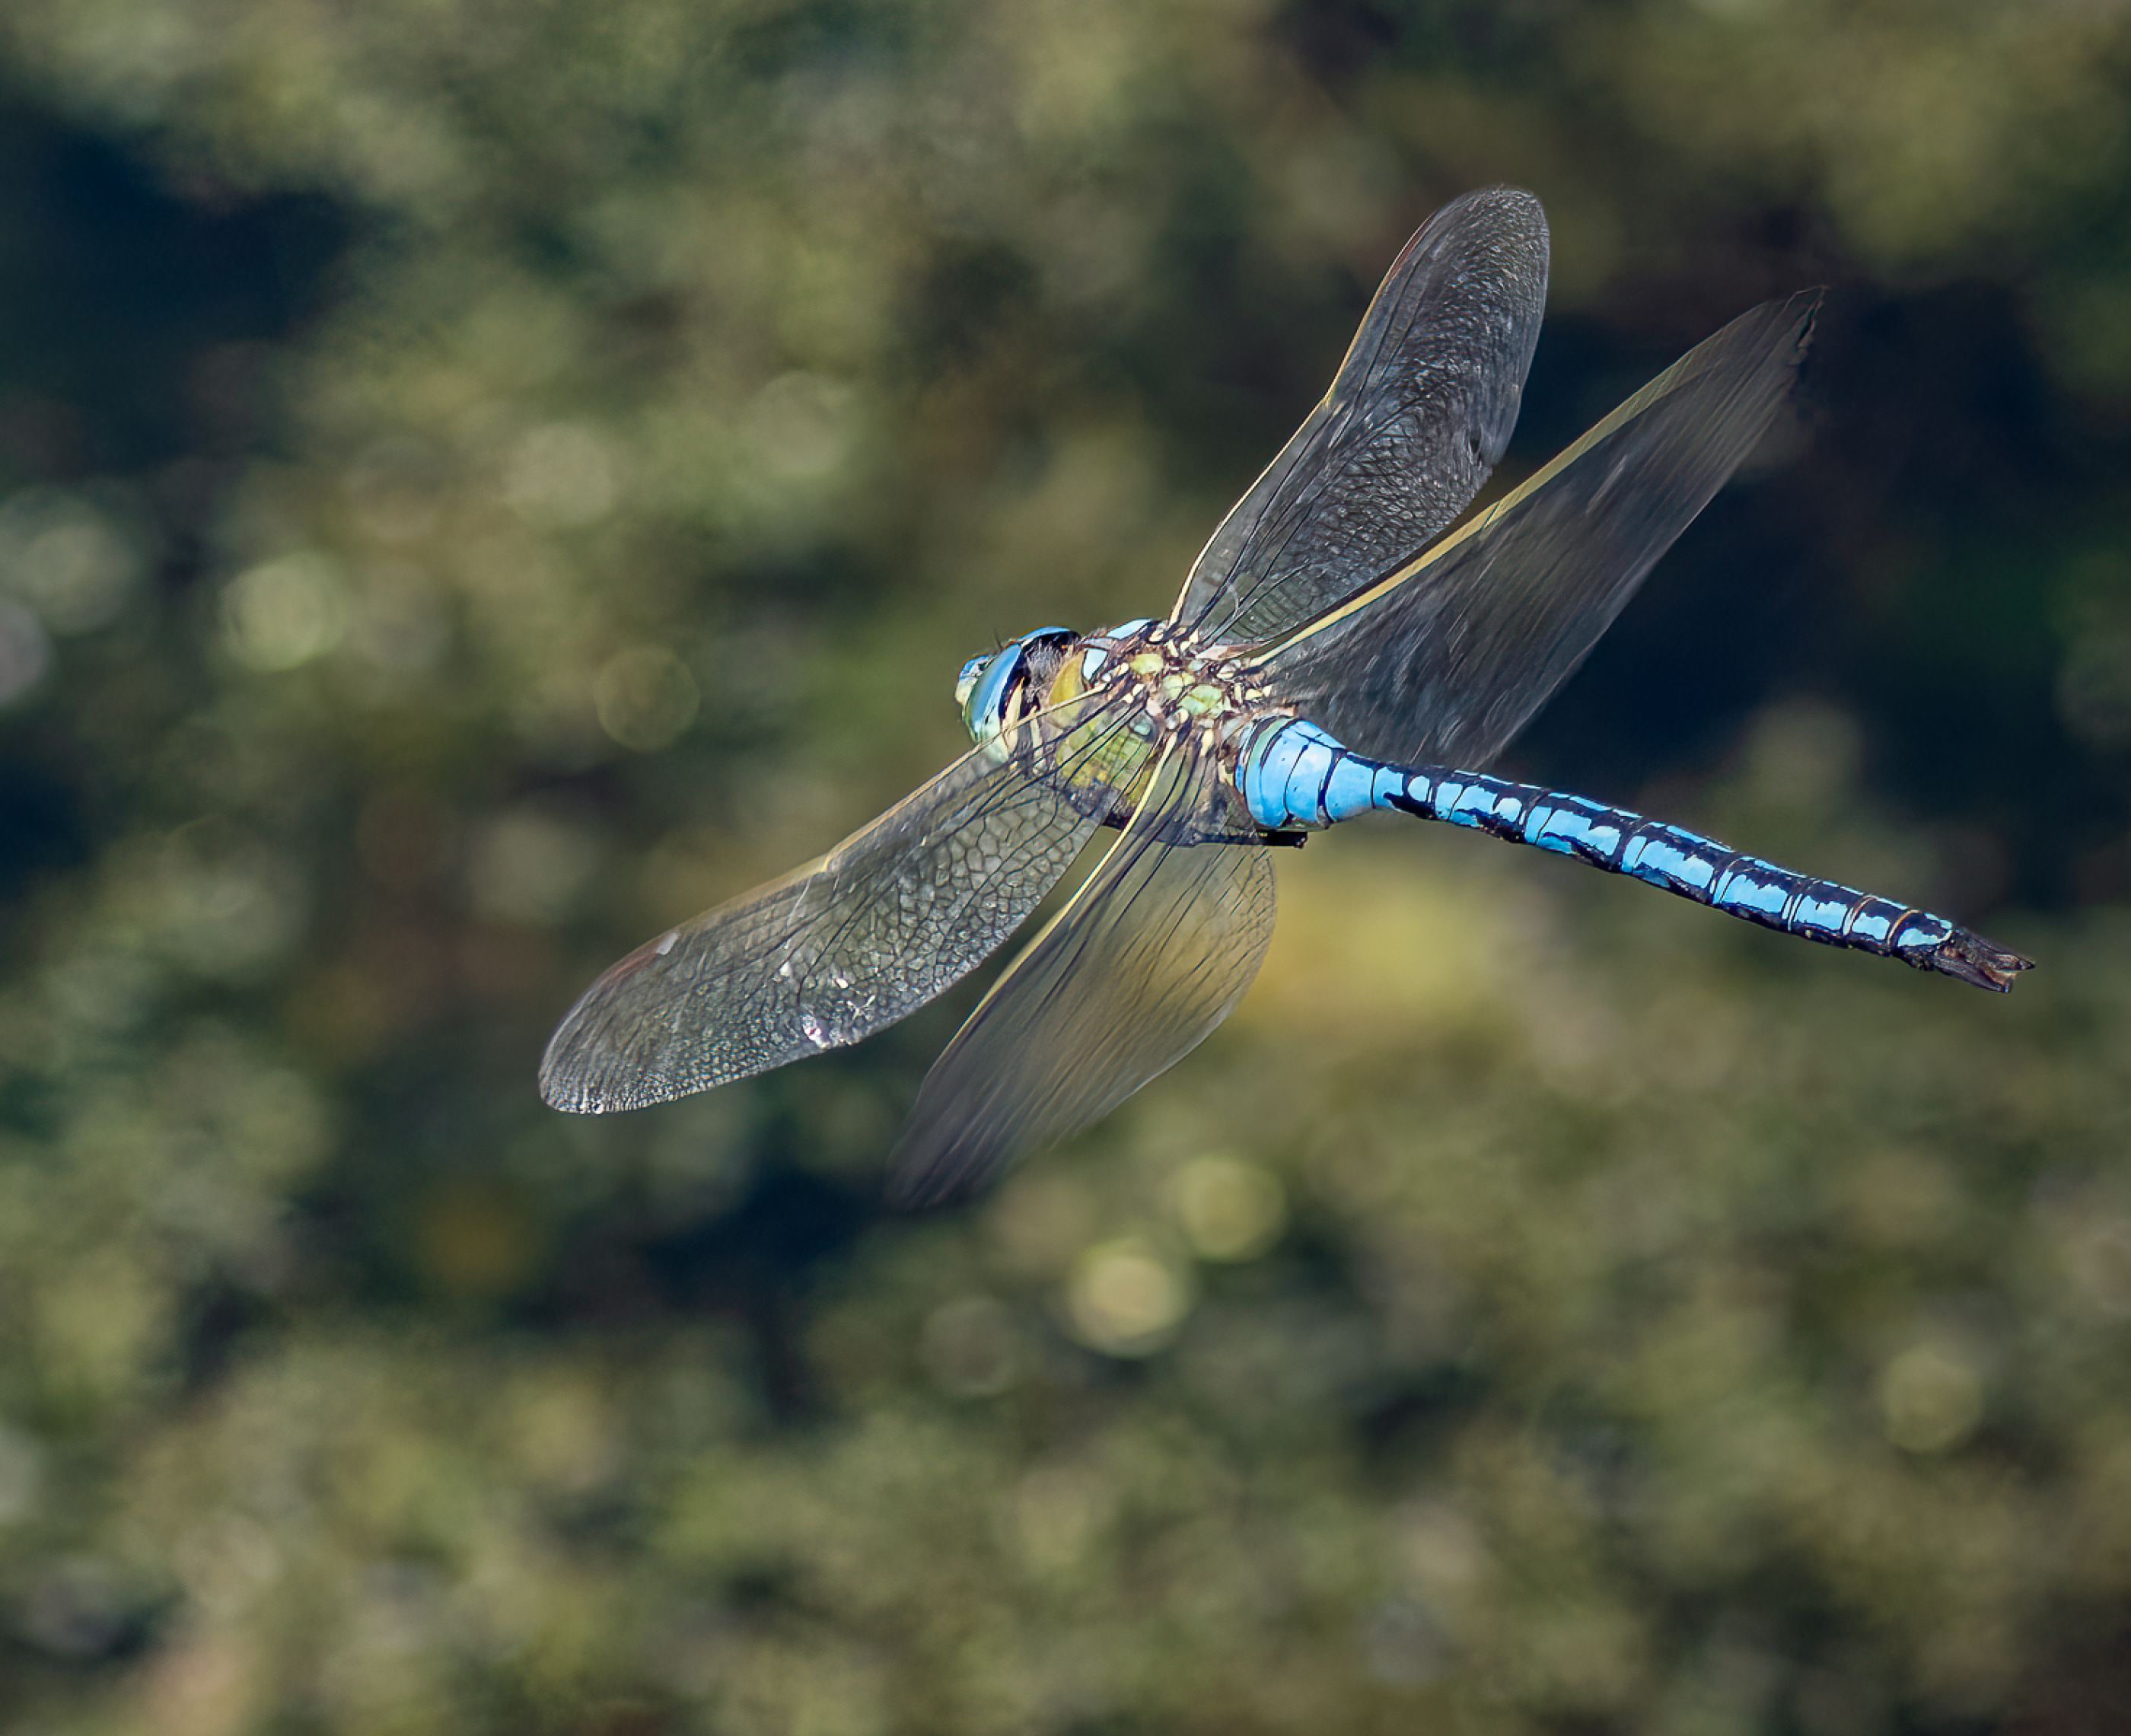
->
[541,186,2032,1206]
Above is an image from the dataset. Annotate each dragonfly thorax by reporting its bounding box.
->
[959,618,1269,747]
[954,618,1277,832]
[1056,619,1266,739]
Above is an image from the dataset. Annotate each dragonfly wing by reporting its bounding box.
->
[1253,292,1820,769]
[889,750,1275,1208]
[539,702,1151,1113]
[1172,186,1550,647]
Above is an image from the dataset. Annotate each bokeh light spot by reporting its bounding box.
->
[1395,1499,1488,1601]
[467,807,603,925]
[0,600,53,706]
[1879,1343,1985,1454]
[221,554,346,671]
[743,371,853,481]
[1171,1154,1286,1262]
[1007,1464,1110,1574]
[154,833,309,979]
[0,489,143,632]
[2063,1218,2131,1317]
[1065,1237,1190,1357]
[502,422,621,529]
[594,645,699,751]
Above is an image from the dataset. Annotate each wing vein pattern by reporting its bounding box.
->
[539,698,1150,1112]
[1173,186,1550,648]
[891,743,1276,1206]
[1253,292,1821,769]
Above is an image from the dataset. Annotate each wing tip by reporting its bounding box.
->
[537,994,651,1116]
[886,1100,1027,1211]
[537,1043,616,1115]
[1390,185,1551,284]
[883,1138,982,1212]
[537,1066,610,1115]
[537,927,707,1115]
[1785,286,1826,362]
[882,1172,948,1212]
[1451,183,1544,217]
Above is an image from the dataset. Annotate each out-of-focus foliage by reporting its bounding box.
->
[0,0,2126,1729]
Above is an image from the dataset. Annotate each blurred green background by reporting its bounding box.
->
[0,1,2128,1731]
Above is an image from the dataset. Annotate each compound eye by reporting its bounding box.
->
[954,655,990,711]
[960,645,1026,743]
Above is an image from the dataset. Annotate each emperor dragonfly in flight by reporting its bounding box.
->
[540,187,2031,1206]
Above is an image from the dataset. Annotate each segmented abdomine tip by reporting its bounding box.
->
[1930,930,2035,993]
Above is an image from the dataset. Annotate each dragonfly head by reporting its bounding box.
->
[956,626,1075,748]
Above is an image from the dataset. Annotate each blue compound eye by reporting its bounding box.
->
[957,628,1073,746]
[960,645,1025,743]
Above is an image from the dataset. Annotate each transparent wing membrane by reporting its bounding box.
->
[539,696,1151,1113]
[1172,186,1550,648]
[890,746,1276,1207]
[1253,292,1820,769]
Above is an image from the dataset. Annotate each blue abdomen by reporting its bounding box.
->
[1234,716,2029,992]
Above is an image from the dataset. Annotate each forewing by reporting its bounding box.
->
[1253,293,1820,769]
[1173,186,1550,647]
[889,749,1276,1207]
[539,702,1148,1113]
